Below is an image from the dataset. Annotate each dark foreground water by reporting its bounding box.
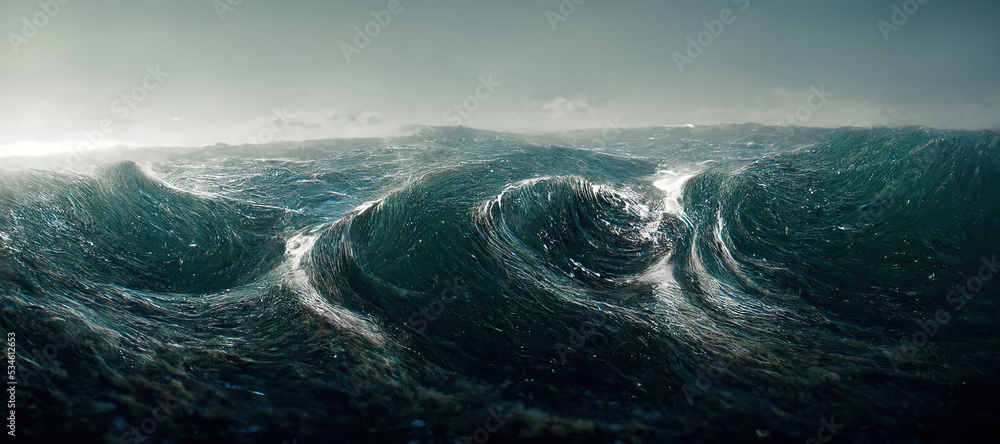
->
[2,124,999,443]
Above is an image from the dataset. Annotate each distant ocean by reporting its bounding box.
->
[2,124,999,442]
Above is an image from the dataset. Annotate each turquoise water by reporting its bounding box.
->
[2,124,999,442]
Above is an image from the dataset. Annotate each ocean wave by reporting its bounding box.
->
[4,126,1000,442]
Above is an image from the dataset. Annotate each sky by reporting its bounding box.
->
[1,0,998,157]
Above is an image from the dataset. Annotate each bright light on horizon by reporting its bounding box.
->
[0,141,82,159]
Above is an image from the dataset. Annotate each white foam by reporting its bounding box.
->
[283,232,386,347]
[652,169,699,215]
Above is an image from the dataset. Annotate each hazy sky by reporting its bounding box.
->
[1,0,998,156]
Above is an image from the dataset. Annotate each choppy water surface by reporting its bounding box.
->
[2,125,999,442]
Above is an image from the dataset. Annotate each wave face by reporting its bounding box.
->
[2,125,1000,442]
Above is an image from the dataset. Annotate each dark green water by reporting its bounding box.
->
[2,125,999,443]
